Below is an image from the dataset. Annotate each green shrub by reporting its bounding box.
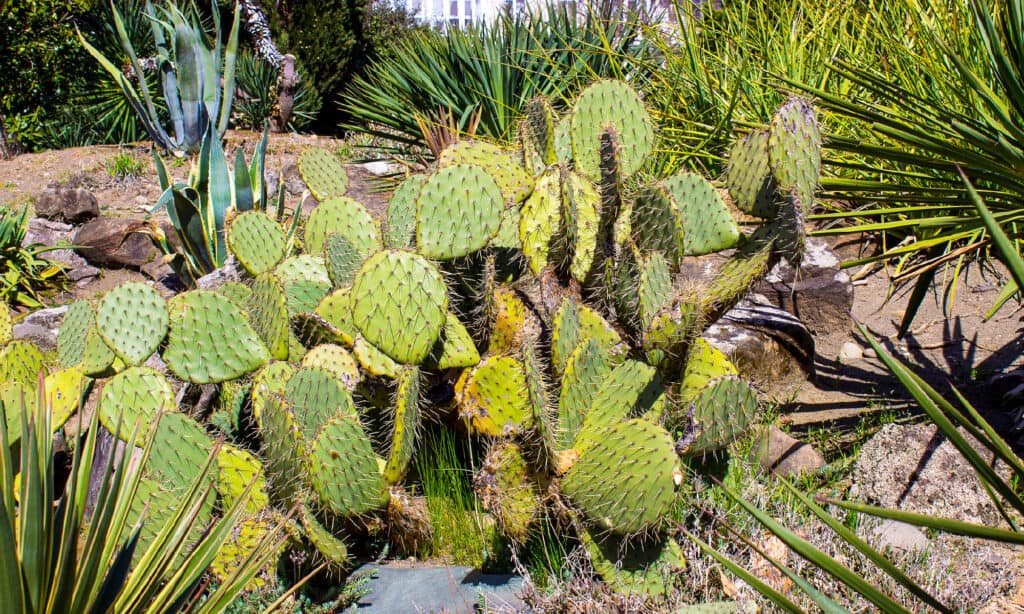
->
[0,206,67,309]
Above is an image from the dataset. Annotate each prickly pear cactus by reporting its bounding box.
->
[96,282,168,366]
[228,211,288,275]
[570,80,655,181]
[416,164,504,259]
[298,148,349,201]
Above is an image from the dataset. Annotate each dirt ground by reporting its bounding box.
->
[3,134,1022,434]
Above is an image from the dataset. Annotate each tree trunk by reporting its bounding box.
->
[0,111,12,159]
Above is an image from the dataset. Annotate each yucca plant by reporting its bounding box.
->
[692,176,1024,612]
[795,0,1024,332]
[0,206,66,309]
[78,0,240,155]
[341,0,652,156]
[0,374,288,613]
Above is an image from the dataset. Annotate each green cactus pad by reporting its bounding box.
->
[353,336,403,379]
[217,281,253,307]
[126,477,213,567]
[247,272,291,361]
[81,326,118,377]
[557,339,612,450]
[383,366,420,484]
[680,339,737,402]
[0,340,46,388]
[638,251,673,330]
[522,340,556,466]
[304,196,380,260]
[351,250,447,364]
[416,164,503,259]
[256,392,306,503]
[438,141,534,204]
[298,148,348,201]
[275,255,332,314]
[99,366,174,442]
[96,282,168,366]
[562,170,600,281]
[302,344,360,391]
[519,168,562,275]
[634,173,739,262]
[251,361,296,425]
[144,412,215,491]
[582,529,685,597]
[324,232,365,289]
[286,367,357,441]
[475,441,539,544]
[217,444,270,514]
[574,360,664,455]
[163,290,270,383]
[727,129,776,218]
[0,307,9,346]
[551,301,624,376]
[427,311,480,370]
[554,113,573,165]
[228,211,288,275]
[455,355,532,437]
[570,80,654,181]
[679,375,759,456]
[768,188,807,266]
[300,505,350,568]
[577,304,625,360]
[490,206,522,250]
[386,175,427,249]
[310,413,390,517]
[521,97,558,174]
[211,516,278,590]
[312,289,358,345]
[769,97,821,207]
[562,418,680,534]
[56,300,94,368]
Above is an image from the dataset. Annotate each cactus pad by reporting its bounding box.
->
[163,290,270,383]
[427,311,480,370]
[216,444,270,513]
[324,232,365,289]
[0,340,46,388]
[562,170,600,280]
[634,173,738,262]
[519,168,562,275]
[769,97,821,207]
[574,360,663,454]
[96,282,168,366]
[298,148,348,201]
[678,375,759,457]
[353,336,403,379]
[455,355,532,437]
[522,340,556,465]
[275,255,332,314]
[302,344,360,391]
[416,164,503,259]
[99,366,174,441]
[557,339,612,449]
[680,339,738,402]
[304,196,380,258]
[81,326,118,376]
[300,505,350,567]
[383,366,420,484]
[439,141,534,204]
[247,273,290,361]
[561,418,680,534]
[43,367,87,432]
[351,250,447,364]
[489,287,541,356]
[251,361,296,425]
[0,306,9,346]
[521,97,558,174]
[727,129,776,218]
[474,441,539,544]
[256,392,306,503]
[385,175,426,249]
[286,366,357,441]
[144,412,215,490]
[310,413,390,516]
[570,80,654,181]
[583,529,685,597]
[56,300,94,368]
[228,211,287,275]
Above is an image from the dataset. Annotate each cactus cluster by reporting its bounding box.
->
[22,79,820,599]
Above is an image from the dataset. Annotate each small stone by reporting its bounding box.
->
[839,341,863,361]
[195,256,243,290]
[358,160,402,176]
[863,347,876,359]
[753,426,826,478]
[74,217,161,269]
[12,323,57,352]
[68,265,101,282]
[22,305,68,329]
[873,520,928,553]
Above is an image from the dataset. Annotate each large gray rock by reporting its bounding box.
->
[852,423,1010,525]
[13,323,57,352]
[74,217,161,269]
[350,564,524,613]
[752,237,853,337]
[34,187,99,224]
[873,520,928,553]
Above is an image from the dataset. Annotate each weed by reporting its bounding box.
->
[107,150,146,181]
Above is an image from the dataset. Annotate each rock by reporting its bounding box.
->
[357,160,402,176]
[863,347,876,359]
[22,305,68,329]
[752,237,853,337]
[838,340,863,361]
[74,217,160,269]
[350,564,525,613]
[852,423,1011,525]
[872,520,928,553]
[34,187,99,224]
[704,300,815,397]
[68,265,101,284]
[25,218,100,283]
[753,426,826,478]
[195,256,243,290]
[281,161,306,196]
[12,323,57,352]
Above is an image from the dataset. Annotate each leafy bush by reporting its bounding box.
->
[341,0,653,156]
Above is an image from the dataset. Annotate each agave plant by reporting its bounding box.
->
[78,0,240,155]
[0,206,66,309]
[794,0,1024,332]
[0,373,288,613]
